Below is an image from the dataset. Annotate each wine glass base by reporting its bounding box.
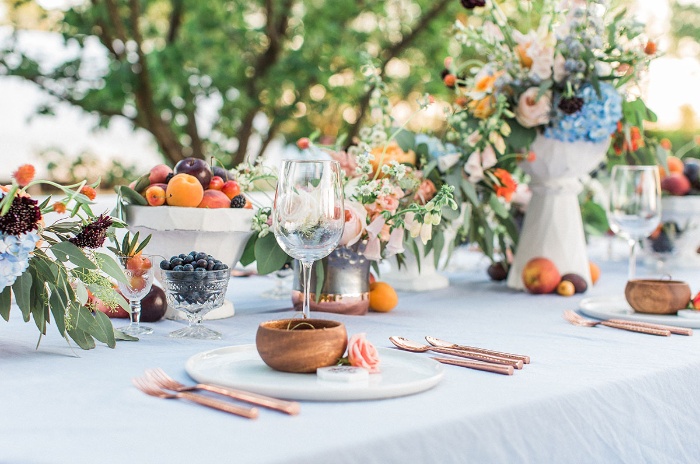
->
[118,324,153,336]
[168,325,222,340]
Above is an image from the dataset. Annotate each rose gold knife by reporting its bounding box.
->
[426,336,530,364]
[431,357,514,375]
[607,319,693,336]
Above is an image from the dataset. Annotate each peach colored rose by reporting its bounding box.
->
[339,201,367,247]
[515,87,552,128]
[414,179,437,205]
[330,150,358,178]
[348,333,380,373]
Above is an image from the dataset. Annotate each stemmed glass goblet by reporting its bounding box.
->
[607,165,661,280]
[117,254,155,336]
[272,160,344,319]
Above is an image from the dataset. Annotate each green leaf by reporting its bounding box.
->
[115,330,139,341]
[75,281,89,305]
[94,252,129,286]
[115,185,148,206]
[409,239,421,274]
[393,129,416,153]
[432,231,445,269]
[92,310,117,348]
[50,296,67,337]
[488,193,509,219]
[240,234,258,267]
[67,327,96,350]
[0,286,11,321]
[255,233,289,275]
[51,242,96,269]
[12,271,32,321]
[133,174,151,194]
[506,118,537,151]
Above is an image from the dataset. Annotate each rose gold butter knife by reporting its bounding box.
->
[426,336,530,364]
[431,357,514,376]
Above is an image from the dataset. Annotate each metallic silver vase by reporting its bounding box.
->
[292,245,370,315]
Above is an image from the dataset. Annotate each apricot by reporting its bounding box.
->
[145,185,166,206]
[198,189,231,208]
[166,173,204,207]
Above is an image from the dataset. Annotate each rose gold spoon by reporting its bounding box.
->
[389,336,523,369]
[425,336,531,364]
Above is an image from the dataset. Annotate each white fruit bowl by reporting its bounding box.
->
[124,205,255,319]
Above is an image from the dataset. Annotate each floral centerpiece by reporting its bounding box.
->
[242,63,457,312]
[441,0,656,289]
[0,165,132,349]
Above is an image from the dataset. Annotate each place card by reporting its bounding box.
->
[316,366,369,383]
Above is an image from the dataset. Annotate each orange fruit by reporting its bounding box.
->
[589,261,601,285]
[166,173,204,207]
[369,282,398,312]
[660,156,684,179]
[145,185,166,206]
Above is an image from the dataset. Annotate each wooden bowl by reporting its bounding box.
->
[255,319,348,373]
[624,279,691,315]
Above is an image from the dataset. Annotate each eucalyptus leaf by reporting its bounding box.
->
[489,193,509,219]
[255,233,289,275]
[0,286,11,322]
[314,260,324,303]
[75,281,89,305]
[12,271,32,321]
[67,327,96,350]
[432,231,445,270]
[95,252,129,286]
[51,242,97,269]
[393,129,416,152]
[240,235,258,267]
[92,310,117,348]
[50,296,67,337]
[114,330,139,341]
[115,185,148,206]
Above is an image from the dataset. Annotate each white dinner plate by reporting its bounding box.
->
[185,345,444,401]
[579,296,700,328]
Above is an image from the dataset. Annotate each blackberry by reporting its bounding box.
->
[69,214,113,249]
[230,194,246,208]
[558,96,584,115]
[460,0,485,9]
[0,195,42,235]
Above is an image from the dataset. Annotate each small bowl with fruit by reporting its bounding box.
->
[160,251,231,340]
[117,158,257,318]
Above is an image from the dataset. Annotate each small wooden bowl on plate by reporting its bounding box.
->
[624,279,691,315]
[256,319,348,373]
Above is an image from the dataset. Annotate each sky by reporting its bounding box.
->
[0,0,698,179]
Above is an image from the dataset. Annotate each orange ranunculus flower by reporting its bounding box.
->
[80,185,97,201]
[493,168,517,202]
[12,164,36,187]
[370,142,417,175]
[468,95,496,119]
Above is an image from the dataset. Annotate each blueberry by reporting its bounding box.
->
[213,263,227,270]
[189,251,197,256]
[195,252,208,261]
[196,259,208,268]
[194,267,206,279]
[179,253,187,259]
[183,264,194,271]
[173,265,185,271]
[184,255,194,264]
[207,260,215,271]
[170,257,184,267]
[160,260,171,270]
[214,259,222,265]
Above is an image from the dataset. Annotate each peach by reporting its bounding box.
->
[145,185,166,206]
[522,257,561,294]
[166,173,204,207]
[198,189,230,208]
[221,180,242,200]
[88,290,129,318]
[661,174,691,196]
[149,164,173,185]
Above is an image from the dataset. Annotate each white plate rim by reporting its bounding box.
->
[185,344,444,401]
[579,296,700,328]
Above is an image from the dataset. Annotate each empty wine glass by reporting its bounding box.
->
[272,160,344,318]
[117,254,155,336]
[607,165,661,279]
[261,263,294,300]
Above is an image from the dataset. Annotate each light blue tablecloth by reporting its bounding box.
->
[2,252,700,464]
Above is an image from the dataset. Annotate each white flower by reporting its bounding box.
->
[276,190,319,232]
[467,131,482,147]
[384,227,405,257]
[515,87,552,128]
[553,53,566,83]
[437,153,461,173]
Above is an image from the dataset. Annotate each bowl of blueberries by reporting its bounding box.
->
[160,251,230,338]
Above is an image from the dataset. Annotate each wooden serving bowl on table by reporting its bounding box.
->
[256,319,348,373]
[624,279,691,315]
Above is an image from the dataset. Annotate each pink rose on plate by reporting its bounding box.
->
[339,201,367,247]
[348,333,380,373]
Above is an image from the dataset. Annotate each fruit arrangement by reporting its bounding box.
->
[520,257,600,296]
[161,251,230,308]
[127,157,251,209]
[659,155,700,197]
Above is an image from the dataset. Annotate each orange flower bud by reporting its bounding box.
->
[443,74,457,87]
[296,137,310,150]
[644,41,657,55]
[80,185,97,201]
[53,202,67,213]
[660,138,672,150]
[12,164,35,187]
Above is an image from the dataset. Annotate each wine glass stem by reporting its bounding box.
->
[301,260,314,319]
[628,238,637,280]
[130,300,142,328]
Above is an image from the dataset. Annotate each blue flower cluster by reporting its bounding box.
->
[0,231,40,291]
[545,83,622,144]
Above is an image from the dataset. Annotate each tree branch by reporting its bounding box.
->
[167,0,184,44]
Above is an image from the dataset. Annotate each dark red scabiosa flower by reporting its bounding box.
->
[0,195,42,235]
[69,214,113,249]
[461,0,485,9]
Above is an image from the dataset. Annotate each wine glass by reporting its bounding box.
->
[272,160,344,319]
[261,263,294,300]
[116,254,155,336]
[607,165,661,280]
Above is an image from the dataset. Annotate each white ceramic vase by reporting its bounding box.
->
[506,134,609,290]
[383,240,450,292]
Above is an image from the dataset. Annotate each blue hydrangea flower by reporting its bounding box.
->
[0,231,40,291]
[545,83,622,143]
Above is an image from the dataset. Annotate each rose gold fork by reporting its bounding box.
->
[145,368,300,415]
[132,376,259,419]
[563,310,671,336]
